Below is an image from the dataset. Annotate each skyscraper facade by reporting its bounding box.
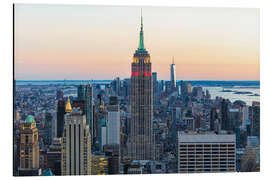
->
[77,84,85,100]
[18,115,41,176]
[91,153,108,175]
[56,90,64,101]
[221,99,229,130]
[44,113,53,146]
[85,84,94,142]
[107,96,120,145]
[251,103,260,138]
[210,107,219,131]
[111,77,121,96]
[47,138,62,175]
[152,72,159,105]
[178,132,236,173]
[104,144,120,174]
[56,100,65,138]
[170,57,176,90]
[61,98,92,175]
[241,105,249,131]
[128,12,153,160]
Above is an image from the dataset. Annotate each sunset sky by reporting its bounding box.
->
[14,4,259,80]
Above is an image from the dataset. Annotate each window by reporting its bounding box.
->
[25,136,28,144]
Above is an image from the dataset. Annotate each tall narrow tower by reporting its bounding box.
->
[128,10,153,160]
[170,57,176,90]
[84,83,93,143]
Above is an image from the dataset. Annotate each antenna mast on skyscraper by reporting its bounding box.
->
[141,8,143,26]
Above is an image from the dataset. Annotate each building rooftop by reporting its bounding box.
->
[24,115,35,123]
[65,97,72,112]
[42,169,54,176]
[178,131,235,143]
[229,108,239,113]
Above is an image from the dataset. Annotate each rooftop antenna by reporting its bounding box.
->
[141,8,143,27]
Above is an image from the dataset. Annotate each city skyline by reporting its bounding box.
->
[13,4,261,176]
[15,4,259,81]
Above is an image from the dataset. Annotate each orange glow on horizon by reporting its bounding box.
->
[14,5,259,81]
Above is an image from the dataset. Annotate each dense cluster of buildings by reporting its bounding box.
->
[13,14,260,176]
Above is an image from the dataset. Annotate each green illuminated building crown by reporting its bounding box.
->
[25,115,35,123]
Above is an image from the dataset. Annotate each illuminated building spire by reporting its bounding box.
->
[65,97,72,112]
[138,8,145,50]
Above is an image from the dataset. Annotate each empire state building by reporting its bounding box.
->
[127,12,154,160]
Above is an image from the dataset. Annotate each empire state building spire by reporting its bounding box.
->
[139,9,145,50]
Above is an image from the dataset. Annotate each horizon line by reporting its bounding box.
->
[15,79,260,81]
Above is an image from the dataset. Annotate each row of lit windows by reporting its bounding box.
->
[179,154,234,158]
[180,154,235,157]
[132,57,150,63]
[179,167,235,172]
[179,158,235,161]
[179,148,235,151]
[179,159,235,162]
[179,152,234,155]
[179,148,234,151]
[179,144,235,148]
[179,151,235,155]
[179,152,234,156]
[179,161,235,165]
[179,165,235,168]
[180,155,235,157]
[179,168,235,172]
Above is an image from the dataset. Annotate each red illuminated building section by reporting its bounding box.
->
[131,57,152,77]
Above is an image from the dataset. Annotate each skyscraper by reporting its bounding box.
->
[180,81,192,99]
[77,84,85,100]
[91,153,108,175]
[107,96,120,145]
[221,99,229,130]
[170,57,176,90]
[85,84,94,142]
[122,78,130,100]
[44,112,53,146]
[112,77,121,96]
[47,138,62,175]
[56,100,65,138]
[241,105,249,131]
[152,72,159,105]
[104,144,120,174]
[56,90,64,101]
[171,106,182,143]
[18,115,41,176]
[61,98,91,175]
[128,11,153,160]
[210,107,218,131]
[251,103,260,138]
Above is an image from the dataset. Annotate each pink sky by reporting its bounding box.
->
[15,4,259,80]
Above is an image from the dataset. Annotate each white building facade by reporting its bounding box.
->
[61,106,91,175]
[107,97,120,145]
[178,132,236,173]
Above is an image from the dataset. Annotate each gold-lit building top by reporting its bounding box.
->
[65,97,72,112]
